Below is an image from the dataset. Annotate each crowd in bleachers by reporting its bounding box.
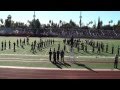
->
[1,27,120,39]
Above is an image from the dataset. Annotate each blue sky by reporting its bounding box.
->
[0,11,120,27]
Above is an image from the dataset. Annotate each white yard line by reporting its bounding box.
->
[0,58,115,62]
[0,66,119,71]
[0,53,116,58]
[0,60,49,62]
[0,58,20,60]
[0,53,48,57]
[0,58,48,60]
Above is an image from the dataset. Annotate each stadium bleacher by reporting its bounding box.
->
[0,27,120,39]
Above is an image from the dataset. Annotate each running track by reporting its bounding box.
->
[0,67,120,79]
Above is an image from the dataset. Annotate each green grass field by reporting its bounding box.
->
[0,36,119,69]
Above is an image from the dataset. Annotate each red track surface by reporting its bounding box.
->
[0,68,120,79]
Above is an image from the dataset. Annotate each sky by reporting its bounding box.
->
[0,11,120,27]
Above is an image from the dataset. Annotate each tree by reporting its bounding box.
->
[109,20,113,26]
[35,19,41,29]
[97,17,102,29]
[61,23,71,29]
[92,21,96,29]
[49,20,51,27]
[113,20,120,30]
[59,20,62,27]
[81,26,89,29]
[0,19,4,27]
[27,18,41,35]
[14,22,19,28]
[28,20,35,29]
[69,19,76,27]
[102,25,112,30]
[0,19,3,24]
[51,21,54,26]
[5,15,12,28]
[117,20,120,25]
[27,20,32,28]
[11,21,14,28]
[87,21,93,27]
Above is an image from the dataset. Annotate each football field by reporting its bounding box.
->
[0,36,119,69]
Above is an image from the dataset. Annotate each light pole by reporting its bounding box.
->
[33,11,36,20]
[79,11,82,28]
[33,11,36,35]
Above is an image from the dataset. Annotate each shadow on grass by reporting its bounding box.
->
[51,61,62,69]
[63,62,71,67]
[73,61,97,73]
[51,61,72,69]
[57,61,71,68]
[31,50,38,54]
